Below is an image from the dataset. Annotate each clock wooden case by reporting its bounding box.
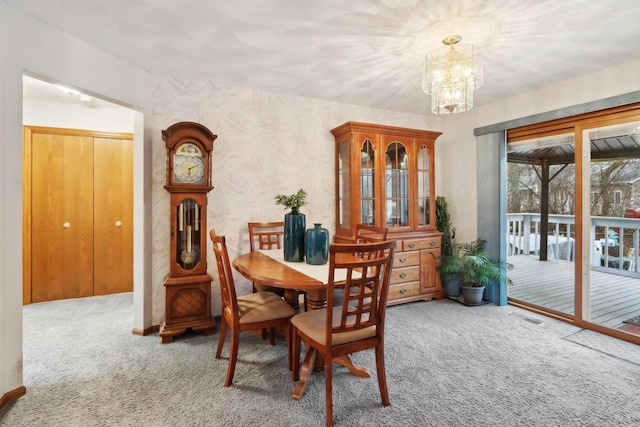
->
[331,121,444,304]
[160,121,217,343]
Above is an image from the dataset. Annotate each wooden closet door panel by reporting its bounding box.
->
[121,138,134,291]
[93,137,133,294]
[31,134,66,302]
[63,135,95,299]
[30,133,94,302]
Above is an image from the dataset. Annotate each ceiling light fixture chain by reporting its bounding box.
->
[422,34,483,114]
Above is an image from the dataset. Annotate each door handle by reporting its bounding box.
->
[115,221,122,227]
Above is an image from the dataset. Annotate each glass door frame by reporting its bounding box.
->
[506,104,640,344]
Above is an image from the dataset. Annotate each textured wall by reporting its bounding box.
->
[151,78,440,321]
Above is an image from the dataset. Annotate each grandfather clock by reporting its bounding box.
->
[159,121,217,343]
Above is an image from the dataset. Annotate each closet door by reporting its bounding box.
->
[31,132,94,302]
[93,137,134,295]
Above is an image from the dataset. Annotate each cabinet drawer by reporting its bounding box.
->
[390,266,420,284]
[388,281,420,300]
[393,251,420,268]
[402,237,440,251]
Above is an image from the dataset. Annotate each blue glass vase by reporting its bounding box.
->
[305,223,329,265]
[284,208,306,262]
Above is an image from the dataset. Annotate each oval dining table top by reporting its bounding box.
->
[232,251,325,290]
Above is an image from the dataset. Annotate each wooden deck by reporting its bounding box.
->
[507,255,640,330]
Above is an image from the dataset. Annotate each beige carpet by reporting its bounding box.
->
[1,293,639,426]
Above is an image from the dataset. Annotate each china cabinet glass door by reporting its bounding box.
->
[338,139,350,229]
[417,145,430,226]
[385,141,409,227]
[360,139,375,225]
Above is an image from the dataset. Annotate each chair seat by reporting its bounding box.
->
[292,307,375,346]
[238,291,296,324]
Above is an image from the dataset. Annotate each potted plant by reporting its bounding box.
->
[274,188,308,262]
[456,239,510,305]
[436,196,461,297]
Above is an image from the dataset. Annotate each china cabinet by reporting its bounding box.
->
[331,121,444,304]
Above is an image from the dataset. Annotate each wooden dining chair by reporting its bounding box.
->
[333,224,389,306]
[249,221,305,311]
[248,221,286,294]
[210,230,296,387]
[291,239,396,427]
[355,223,389,243]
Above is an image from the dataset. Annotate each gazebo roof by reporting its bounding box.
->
[508,133,640,165]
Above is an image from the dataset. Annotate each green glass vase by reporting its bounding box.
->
[284,208,306,262]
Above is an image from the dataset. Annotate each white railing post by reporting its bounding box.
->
[591,223,599,266]
[523,214,531,256]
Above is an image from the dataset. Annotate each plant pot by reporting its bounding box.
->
[461,285,485,306]
[441,273,462,297]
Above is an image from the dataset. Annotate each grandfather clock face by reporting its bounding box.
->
[173,143,205,185]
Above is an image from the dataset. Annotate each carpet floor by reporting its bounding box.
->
[1,293,639,426]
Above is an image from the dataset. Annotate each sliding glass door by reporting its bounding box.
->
[583,120,640,337]
[506,134,576,319]
[504,104,640,343]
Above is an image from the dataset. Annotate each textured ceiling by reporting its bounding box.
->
[8,0,640,114]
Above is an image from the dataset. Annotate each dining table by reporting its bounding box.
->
[232,249,371,399]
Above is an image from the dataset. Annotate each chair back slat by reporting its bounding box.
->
[327,240,395,339]
[248,221,284,251]
[210,230,239,318]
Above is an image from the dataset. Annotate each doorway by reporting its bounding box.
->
[22,75,137,304]
[23,126,133,303]
[504,103,640,344]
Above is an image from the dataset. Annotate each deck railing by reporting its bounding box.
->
[506,213,640,275]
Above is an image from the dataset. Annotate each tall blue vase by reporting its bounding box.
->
[284,208,306,262]
[306,223,329,265]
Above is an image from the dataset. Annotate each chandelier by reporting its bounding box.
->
[422,35,483,114]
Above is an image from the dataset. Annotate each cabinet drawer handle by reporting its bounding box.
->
[399,288,407,295]
[63,222,71,229]
[430,240,436,246]
[399,257,407,263]
[399,272,407,279]
[408,242,415,249]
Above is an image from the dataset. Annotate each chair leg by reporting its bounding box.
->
[216,316,228,358]
[269,327,276,345]
[325,353,333,427]
[375,343,390,406]
[291,325,300,381]
[225,329,240,387]
[286,322,293,372]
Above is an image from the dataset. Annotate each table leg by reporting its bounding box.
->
[283,289,301,310]
[304,288,326,310]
